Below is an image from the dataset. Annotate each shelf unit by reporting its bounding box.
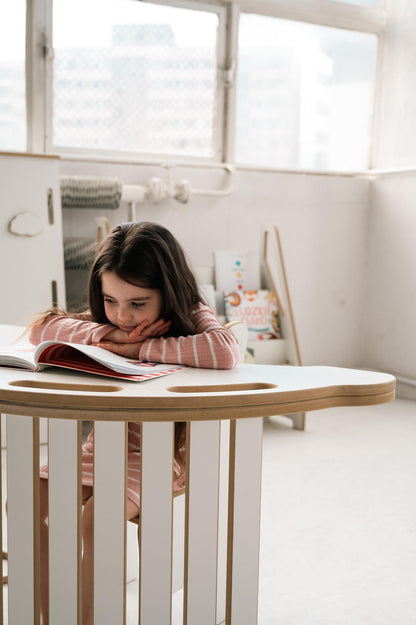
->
[260,223,305,430]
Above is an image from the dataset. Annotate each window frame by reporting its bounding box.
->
[25,0,385,171]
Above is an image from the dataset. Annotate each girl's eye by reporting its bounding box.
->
[103,297,115,304]
[132,302,145,308]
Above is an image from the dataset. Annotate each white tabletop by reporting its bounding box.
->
[0,362,396,421]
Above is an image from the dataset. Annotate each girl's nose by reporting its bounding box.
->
[117,306,133,323]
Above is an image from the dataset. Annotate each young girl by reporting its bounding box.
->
[30,221,239,625]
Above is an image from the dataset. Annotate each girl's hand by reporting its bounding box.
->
[96,319,171,358]
[128,318,171,343]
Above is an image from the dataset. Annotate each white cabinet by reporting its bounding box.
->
[0,152,66,325]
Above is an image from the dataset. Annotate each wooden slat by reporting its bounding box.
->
[184,420,220,625]
[226,418,263,625]
[139,422,173,625]
[94,421,127,625]
[48,418,82,624]
[6,415,40,625]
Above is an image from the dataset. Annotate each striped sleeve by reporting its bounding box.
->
[138,304,240,370]
[29,316,114,346]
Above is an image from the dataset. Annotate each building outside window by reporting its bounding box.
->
[52,0,220,158]
[236,15,378,171]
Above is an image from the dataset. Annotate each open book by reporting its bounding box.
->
[0,341,180,382]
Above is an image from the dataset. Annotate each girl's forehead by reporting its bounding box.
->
[101,271,155,299]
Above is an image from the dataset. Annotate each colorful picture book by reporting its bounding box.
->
[0,341,180,381]
[224,290,281,340]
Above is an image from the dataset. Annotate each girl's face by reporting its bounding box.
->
[101,271,163,332]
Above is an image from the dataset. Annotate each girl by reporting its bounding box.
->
[30,221,239,625]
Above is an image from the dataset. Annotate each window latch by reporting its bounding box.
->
[40,31,54,60]
[218,61,236,88]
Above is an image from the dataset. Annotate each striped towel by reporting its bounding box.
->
[64,237,97,270]
[60,176,122,209]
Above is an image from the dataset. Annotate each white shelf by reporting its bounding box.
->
[247,339,288,365]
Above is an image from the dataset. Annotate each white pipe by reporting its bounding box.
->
[127,203,137,222]
[190,167,237,197]
[121,185,146,203]
[163,164,237,203]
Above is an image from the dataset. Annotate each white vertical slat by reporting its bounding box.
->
[227,417,263,625]
[49,418,81,625]
[94,421,126,625]
[140,421,173,625]
[185,420,220,625]
[172,494,185,594]
[6,415,37,625]
[216,419,230,624]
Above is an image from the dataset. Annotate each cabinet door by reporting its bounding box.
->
[0,153,66,325]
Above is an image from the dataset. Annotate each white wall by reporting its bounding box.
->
[363,175,416,380]
[61,158,370,368]
[362,0,416,386]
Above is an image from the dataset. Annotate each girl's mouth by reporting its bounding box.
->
[120,326,136,333]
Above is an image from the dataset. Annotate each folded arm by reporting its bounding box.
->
[136,305,239,370]
[29,314,114,346]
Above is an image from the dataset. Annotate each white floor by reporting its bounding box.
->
[258,399,416,625]
[2,398,416,624]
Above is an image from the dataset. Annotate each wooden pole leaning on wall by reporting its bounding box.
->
[263,224,305,430]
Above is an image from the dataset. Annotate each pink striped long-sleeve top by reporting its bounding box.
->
[29,304,240,370]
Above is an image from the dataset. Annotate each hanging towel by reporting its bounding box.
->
[64,237,97,271]
[60,176,122,210]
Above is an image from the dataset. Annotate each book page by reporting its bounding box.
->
[0,343,37,371]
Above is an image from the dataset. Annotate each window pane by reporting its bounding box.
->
[53,0,219,157]
[236,15,378,171]
[0,1,26,151]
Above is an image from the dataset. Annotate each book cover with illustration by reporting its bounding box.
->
[224,290,281,340]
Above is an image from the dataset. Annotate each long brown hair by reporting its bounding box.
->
[32,222,203,474]
[93,222,205,472]
[89,222,204,337]
[89,222,204,469]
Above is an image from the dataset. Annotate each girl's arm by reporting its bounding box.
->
[29,314,114,346]
[138,304,240,370]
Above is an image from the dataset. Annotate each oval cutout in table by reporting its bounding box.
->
[8,380,123,393]
[167,382,277,393]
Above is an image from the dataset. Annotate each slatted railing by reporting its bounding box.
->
[2,412,263,625]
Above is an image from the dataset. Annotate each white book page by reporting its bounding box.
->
[0,342,37,370]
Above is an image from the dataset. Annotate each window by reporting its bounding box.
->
[52,0,221,158]
[2,0,383,171]
[0,0,26,151]
[235,14,378,171]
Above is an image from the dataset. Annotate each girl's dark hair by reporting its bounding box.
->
[88,221,204,338]
[89,221,203,476]
[30,222,199,477]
